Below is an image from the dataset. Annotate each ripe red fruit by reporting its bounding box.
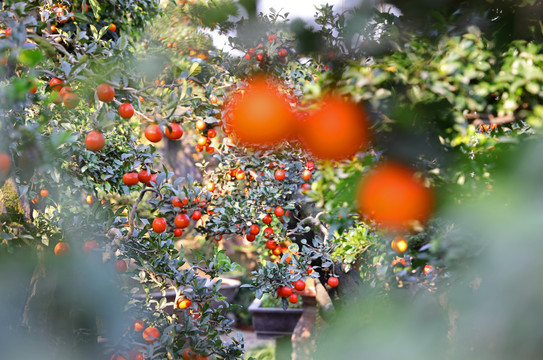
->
[262,213,272,225]
[109,23,116,32]
[246,234,256,242]
[278,48,287,57]
[152,217,167,233]
[5,27,11,37]
[249,224,260,235]
[174,214,190,228]
[274,169,285,181]
[0,152,10,178]
[265,239,277,250]
[288,293,298,304]
[236,170,246,180]
[40,189,49,198]
[263,227,274,238]
[96,83,115,102]
[197,136,208,146]
[165,122,183,140]
[424,264,434,275]
[183,349,197,360]
[145,124,163,142]
[301,183,311,193]
[123,172,139,186]
[82,240,99,253]
[177,297,192,309]
[172,196,183,208]
[225,76,294,147]
[49,77,64,91]
[148,173,157,186]
[54,242,70,256]
[272,247,282,256]
[119,103,134,119]
[114,259,128,273]
[328,276,339,288]
[85,131,105,151]
[274,206,284,217]
[142,326,160,342]
[196,120,206,130]
[206,182,215,192]
[207,128,216,138]
[278,286,293,298]
[138,169,152,184]
[256,53,264,61]
[294,279,306,291]
[174,228,183,237]
[191,210,202,221]
[63,92,79,109]
[268,33,277,42]
[298,96,369,160]
[306,161,315,171]
[302,169,311,181]
[133,319,145,332]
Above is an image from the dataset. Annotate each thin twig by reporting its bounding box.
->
[463,110,517,125]
[124,187,161,241]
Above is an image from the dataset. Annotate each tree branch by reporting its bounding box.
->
[463,111,517,125]
[124,187,161,241]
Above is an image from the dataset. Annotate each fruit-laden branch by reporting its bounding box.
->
[463,111,517,125]
[124,187,161,241]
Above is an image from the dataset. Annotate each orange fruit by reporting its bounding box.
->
[142,326,160,342]
[109,23,116,32]
[152,218,167,233]
[164,123,183,140]
[177,297,191,309]
[86,195,93,204]
[49,77,64,91]
[144,124,163,143]
[195,120,206,130]
[114,259,128,273]
[123,172,139,186]
[298,96,369,160]
[391,236,408,253]
[82,240,99,253]
[54,242,70,256]
[133,319,145,332]
[206,182,215,192]
[40,189,49,198]
[182,349,197,360]
[357,162,434,231]
[138,169,152,184]
[327,276,339,287]
[85,131,105,151]
[96,83,115,102]
[119,103,134,119]
[63,92,79,109]
[174,214,190,228]
[225,76,294,147]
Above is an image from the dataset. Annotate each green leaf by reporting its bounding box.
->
[18,49,43,67]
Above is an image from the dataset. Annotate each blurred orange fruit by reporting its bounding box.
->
[298,96,368,160]
[225,76,294,147]
[357,162,433,231]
